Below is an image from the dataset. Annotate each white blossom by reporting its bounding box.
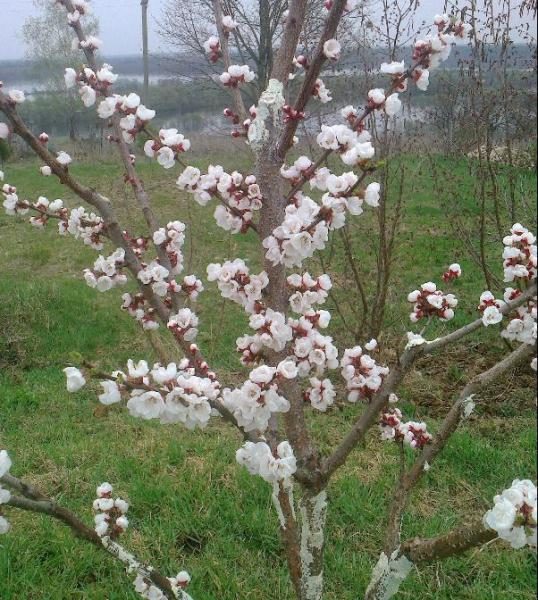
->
[63,367,86,392]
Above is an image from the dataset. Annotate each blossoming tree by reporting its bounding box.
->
[0,1,536,599]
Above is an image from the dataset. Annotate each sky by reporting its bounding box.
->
[0,0,534,61]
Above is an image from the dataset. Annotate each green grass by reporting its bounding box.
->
[0,154,536,599]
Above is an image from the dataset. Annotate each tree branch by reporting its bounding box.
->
[1,475,183,600]
[400,518,497,563]
[322,282,537,482]
[384,341,535,554]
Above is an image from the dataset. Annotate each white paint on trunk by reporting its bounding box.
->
[365,549,413,600]
[272,481,287,529]
[247,78,285,152]
[461,395,476,420]
[271,479,296,530]
[299,490,327,600]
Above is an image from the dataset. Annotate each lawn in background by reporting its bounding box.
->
[0,155,536,599]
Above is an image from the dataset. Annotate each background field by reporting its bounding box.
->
[0,153,536,599]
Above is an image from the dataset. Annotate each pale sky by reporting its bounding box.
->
[0,0,534,61]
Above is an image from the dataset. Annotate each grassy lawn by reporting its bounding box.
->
[0,153,536,599]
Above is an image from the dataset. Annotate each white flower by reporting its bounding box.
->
[40,166,52,176]
[323,39,341,60]
[157,147,175,169]
[114,498,129,513]
[79,85,96,107]
[127,359,149,378]
[0,516,10,534]
[0,123,9,139]
[380,61,405,75]
[64,68,78,88]
[416,69,430,91]
[97,97,117,119]
[122,93,141,110]
[0,451,12,478]
[485,496,517,531]
[98,380,121,405]
[482,305,503,327]
[364,182,381,207]
[136,105,155,121]
[385,93,402,117]
[368,88,385,106]
[127,391,165,420]
[8,90,25,104]
[63,367,86,392]
[406,332,426,349]
[277,360,298,379]
[249,365,276,384]
[222,15,238,30]
[151,363,177,384]
[56,151,72,166]
[96,482,113,497]
[115,516,129,530]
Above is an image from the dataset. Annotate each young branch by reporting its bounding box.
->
[322,282,537,482]
[277,0,348,156]
[384,341,535,554]
[1,474,183,600]
[211,0,249,120]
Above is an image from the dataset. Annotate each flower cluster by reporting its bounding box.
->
[407,282,458,322]
[235,308,293,365]
[203,36,221,62]
[0,450,12,535]
[207,260,268,313]
[262,193,329,267]
[236,441,297,483]
[411,19,472,91]
[92,482,129,538]
[478,291,505,327]
[483,479,537,549]
[304,377,336,412]
[65,64,118,107]
[144,128,191,169]
[442,263,462,283]
[479,225,537,364]
[501,292,536,346]
[341,344,389,402]
[222,363,293,432]
[152,220,187,275]
[134,572,192,600]
[167,309,200,342]
[1,183,107,251]
[219,65,255,87]
[502,223,537,283]
[289,313,339,377]
[177,166,262,233]
[287,272,332,313]
[312,79,332,103]
[379,409,433,449]
[121,292,158,330]
[317,124,375,166]
[84,248,127,292]
[367,88,402,117]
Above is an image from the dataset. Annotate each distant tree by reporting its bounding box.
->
[22,0,99,139]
